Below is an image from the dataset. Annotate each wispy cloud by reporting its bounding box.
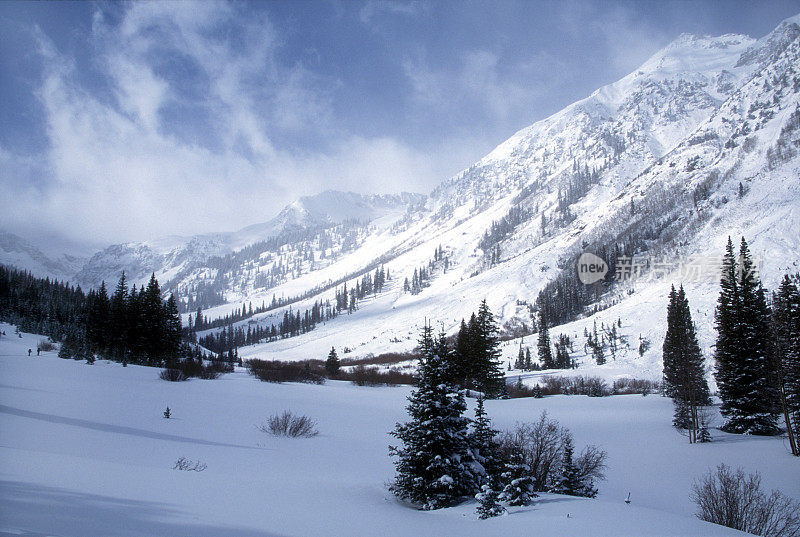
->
[402,48,564,126]
[1,2,446,246]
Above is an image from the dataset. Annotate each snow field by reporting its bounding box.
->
[1,324,798,536]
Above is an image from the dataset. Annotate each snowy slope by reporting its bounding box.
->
[195,14,800,377]
[2,324,798,536]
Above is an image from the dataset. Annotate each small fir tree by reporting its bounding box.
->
[551,437,597,498]
[475,485,506,519]
[325,347,340,377]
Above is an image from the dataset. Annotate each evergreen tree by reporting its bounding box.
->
[109,272,129,360]
[325,346,340,377]
[475,485,505,519]
[452,319,471,386]
[142,273,165,365]
[514,341,525,370]
[555,334,571,369]
[470,396,504,489]
[499,445,535,506]
[715,237,779,435]
[771,275,800,455]
[58,335,75,359]
[164,294,182,365]
[390,324,479,510]
[472,300,506,398]
[85,282,110,355]
[537,310,554,369]
[551,437,597,498]
[663,285,710,437]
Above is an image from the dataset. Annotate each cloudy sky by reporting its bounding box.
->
[1,1,797,251]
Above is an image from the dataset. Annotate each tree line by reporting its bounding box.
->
[0,265,183,367]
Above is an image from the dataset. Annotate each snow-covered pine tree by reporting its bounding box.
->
[475,485,506,519]
[555,334,571,369]
[514,341,525,370]
[551,436,597,498]
[390,324,479,510]
[470,395,504,489]
[499,445,535,506]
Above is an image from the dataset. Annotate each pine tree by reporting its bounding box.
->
[472,300,506,398]
[715,237,779,435]
[663,285,710,437]
[470,396,504,489]
[538,310,554,369]
[452,318,471,386]
[390,324,479,510]
[325,346,340,377]
[771,275,800,455]
[514,341,525,370]
[499,446,535,506]
[475,485,506,519]
[142,273,165,365]
[110,272,129,360]
[164,294,182,365]
[551,437,597,498]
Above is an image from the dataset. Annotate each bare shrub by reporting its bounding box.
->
[498,412,607,493]
[340,351,418,367]
[37,340,56,352]
[498,412,569,492]
[173,456,207,472]
[160,368,188,382]
[247,360,325,384]
[341,364,415,386]
[611,378,661,395]
[259,411,319,438]
[538,376,611,397]
[574,444,607,485]
[692,464,800,537]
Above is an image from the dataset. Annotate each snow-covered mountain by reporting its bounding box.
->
[190,14,800,375]
[0,232,86,282]
[72,190,425,293]
[4,15,800,381]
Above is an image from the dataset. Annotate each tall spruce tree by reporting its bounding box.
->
[472,300,506,398]
[663,285,710,439]
[771,275,800,455]
[537,309,554,369]
[110,272,129,360]
[390,324,479,509]
[715,237,779,435]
